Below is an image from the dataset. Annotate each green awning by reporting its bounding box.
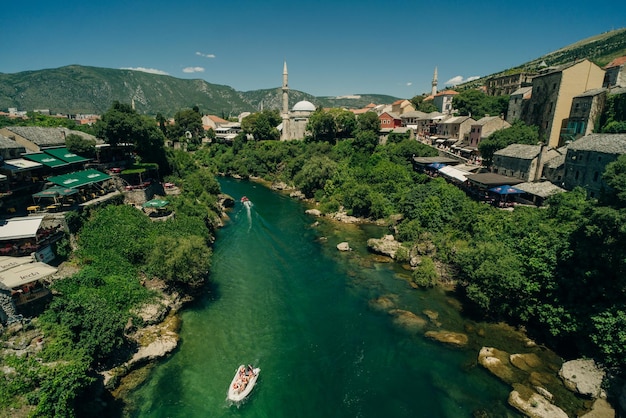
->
[33,186,79,198]
[48,169,111,188]
[23,153,69,168]
[142,199,169,208]
[44,147,89,164]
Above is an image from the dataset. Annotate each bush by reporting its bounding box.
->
[412,256,438,287]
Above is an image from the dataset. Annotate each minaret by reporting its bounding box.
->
[431,67,438,96]
[282,61,289,114]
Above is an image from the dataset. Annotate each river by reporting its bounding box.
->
[123,177,522,417]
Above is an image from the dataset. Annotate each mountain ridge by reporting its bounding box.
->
[1,28,625,116]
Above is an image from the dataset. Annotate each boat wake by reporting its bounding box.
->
[241,196,253,229]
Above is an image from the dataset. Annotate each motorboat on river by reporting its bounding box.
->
[241,196,252,208]
[227,364,260,402]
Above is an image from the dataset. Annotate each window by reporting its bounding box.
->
[552,83,557,90]
[593,171,599,182]
[575,171,579,180]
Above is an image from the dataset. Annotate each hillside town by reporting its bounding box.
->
[0,55,624,333]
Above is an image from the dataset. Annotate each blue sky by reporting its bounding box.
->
[1,0,625,99]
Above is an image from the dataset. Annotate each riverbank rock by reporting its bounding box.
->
[102,313,181,390]
[580,398,615,418]
[337,242,351,251]
[331,211,361,224]
[559,359,605,398]
[367,235,403,259]
[478,347,517,384]
[424,330,468,347]
[510,353,542,372]
[306,208,322,217]
[508,383,568,418]
[388,309,427,333]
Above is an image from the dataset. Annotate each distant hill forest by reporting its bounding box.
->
[0,65,399,118]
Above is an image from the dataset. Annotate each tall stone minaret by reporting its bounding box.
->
[431,67,438,96]
[282,61,289,115]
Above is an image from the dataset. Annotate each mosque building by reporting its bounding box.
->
[280,61,317,141]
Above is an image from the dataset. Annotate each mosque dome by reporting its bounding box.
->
[292,100,316,112]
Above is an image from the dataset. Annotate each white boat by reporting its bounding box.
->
[241,196,252,208]
[227,365,260,402]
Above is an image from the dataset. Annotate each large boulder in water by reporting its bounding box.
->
[559,359,605,398]
[367,235,403,259]
[508,383,568,418]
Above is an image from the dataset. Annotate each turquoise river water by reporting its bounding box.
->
[124,178,523,417]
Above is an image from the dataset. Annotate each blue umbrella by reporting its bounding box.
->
[427,162,446,169]
[489,185,524,195]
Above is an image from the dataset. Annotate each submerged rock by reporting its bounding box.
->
[388,309,427,333]
[368,295,396,312]
[425,330,468,347]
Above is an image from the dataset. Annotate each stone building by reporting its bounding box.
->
[506,86,532,124]
[523,59,605,148]
[0,126,98,152]
[560,88,607,144]
[486,72,535,96]
[603,56,626,88]
[468,116,511,148]
[279,61,316,141]
[0,134,26,161]
[432,90,458,115]
[492,143,560,182]
[437,116,475,140]
[563,133,626,198]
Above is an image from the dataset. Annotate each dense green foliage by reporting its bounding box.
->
[203,136,626,371]
[169,107,205,146]
[0,147,219,416]
[241,109,281,140]
[600,93,626,133]
[94,101,169,172]
[410,95,438,113]
[65,133,96,158]
[451,89,509,119]
[478,120,540,166]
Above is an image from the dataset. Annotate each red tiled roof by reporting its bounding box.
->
[605,56,626,69]
[435,90,458,96]
[207,115,229,123]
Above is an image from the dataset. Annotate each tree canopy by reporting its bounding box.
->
[93,101,168,171]
[452,89,509,119]
[241,110,281,140]
[478,120,539,166]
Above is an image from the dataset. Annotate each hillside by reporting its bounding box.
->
[0,65,400,117]
[458,28,626,89]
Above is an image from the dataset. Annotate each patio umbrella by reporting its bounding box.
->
[489,185,524,195]
[142,199,169,209]
[427,162,446,169]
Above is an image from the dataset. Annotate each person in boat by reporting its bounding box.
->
[247,364,254,375]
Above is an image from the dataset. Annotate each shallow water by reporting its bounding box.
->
[124,178,521,417]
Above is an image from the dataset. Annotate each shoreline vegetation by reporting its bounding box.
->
[2,128,625,416]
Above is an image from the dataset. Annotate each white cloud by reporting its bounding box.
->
[121,67,169,75]
[183,67,205,73]
[196,52,216,58]
[444,75,481,86]
[406,82,413,86]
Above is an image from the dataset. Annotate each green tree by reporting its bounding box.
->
[410,95,438,112]
[357,111,381,134]
[65,133,96,158]
[328,108,357,139]
[452,89,509,119]
[478,120,539,166]
[241,110,280,140]
[94,101,168,171]
[602,154,626,206]
[171,108,204,145]
[293,155,337,197]
[307,109,337,143]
